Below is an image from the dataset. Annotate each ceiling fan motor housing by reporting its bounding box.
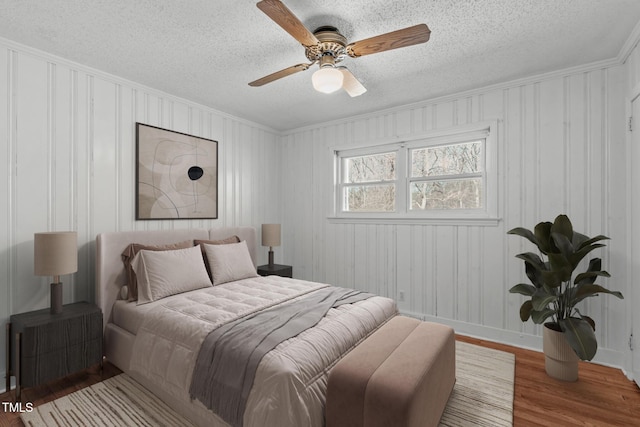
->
[306,26,347,64]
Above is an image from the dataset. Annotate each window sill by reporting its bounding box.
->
[327,216,501,226]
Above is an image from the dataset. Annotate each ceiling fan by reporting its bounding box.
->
[249,0,431,97]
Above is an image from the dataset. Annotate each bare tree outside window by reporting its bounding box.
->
[347,153,395,182]
[410,141,483,210]
[336,134,489,216]
[411,179,482,209]
[346,185,396,211]
[344,152,396,212]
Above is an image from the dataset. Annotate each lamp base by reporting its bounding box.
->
[50,282,62,314]
[268,249,274,267]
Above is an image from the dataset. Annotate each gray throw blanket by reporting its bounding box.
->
[189,286,373,427]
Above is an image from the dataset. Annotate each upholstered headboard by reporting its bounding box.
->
[95,226,257,330]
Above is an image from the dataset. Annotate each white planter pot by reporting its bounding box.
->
[543,324,579,381]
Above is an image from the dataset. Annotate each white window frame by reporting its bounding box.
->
[339,145,400,213]
[329,121,499,225]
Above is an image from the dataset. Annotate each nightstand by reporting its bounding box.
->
[257,264,293,278]
[6,301,102,400]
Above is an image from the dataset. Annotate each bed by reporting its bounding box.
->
[96,226,398,427]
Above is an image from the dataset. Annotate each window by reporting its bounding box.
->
[409,141,483,210]
[332,122,498,224]
[342,151,396,212]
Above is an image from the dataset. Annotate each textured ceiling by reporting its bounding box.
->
[0,0,639,131]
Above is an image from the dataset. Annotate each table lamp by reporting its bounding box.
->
[34,231,77,314]
[261,224,281,267]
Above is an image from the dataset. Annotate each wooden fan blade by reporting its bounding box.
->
[256,0,319,47]
[339,67,367,97]
[347,24,431,57]
[249,63,312,87]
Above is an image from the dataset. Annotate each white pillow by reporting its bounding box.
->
[203,240,258,286]
[132,245,212,304]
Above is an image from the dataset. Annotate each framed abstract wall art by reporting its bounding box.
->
[135,123,218,220]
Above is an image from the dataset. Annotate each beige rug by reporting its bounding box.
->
[440,341,515,426]
[22,341,514,427]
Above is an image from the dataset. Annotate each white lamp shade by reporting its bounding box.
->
[34,231,78,276]
[312,67,344,94]
[262,224,281,247]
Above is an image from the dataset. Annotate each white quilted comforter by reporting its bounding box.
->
[129,275,397,427]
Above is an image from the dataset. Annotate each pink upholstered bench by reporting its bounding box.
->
[325,316,455,427]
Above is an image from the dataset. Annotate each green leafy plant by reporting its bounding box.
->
[508,214,623,361]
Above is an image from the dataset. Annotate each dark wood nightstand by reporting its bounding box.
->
[6,301,102,400]
[257,264,293,278]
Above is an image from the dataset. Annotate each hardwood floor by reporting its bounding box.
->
[1,337,639,426]
[0,363,121,427]
[456,335,640,426]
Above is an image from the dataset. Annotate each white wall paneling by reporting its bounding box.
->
[281,63,632,373]
[2,30,640,389]
[0,39,282,388]
[625,39,640,382]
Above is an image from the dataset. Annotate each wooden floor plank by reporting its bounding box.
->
[0,363,120,427]
[1,336,639,426]
[455,335,640,426]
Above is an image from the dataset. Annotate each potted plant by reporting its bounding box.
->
[507,214,623,381]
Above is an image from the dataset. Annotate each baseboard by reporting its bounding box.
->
[400,310,625,370]
[0,370,13,394]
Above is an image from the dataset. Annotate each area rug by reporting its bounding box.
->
[22,341,514,427]
[440,341,515,426]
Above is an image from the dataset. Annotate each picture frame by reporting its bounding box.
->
[135,123,218,220]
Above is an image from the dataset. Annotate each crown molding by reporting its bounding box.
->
[618,18,640,64]
[284,56,622,135]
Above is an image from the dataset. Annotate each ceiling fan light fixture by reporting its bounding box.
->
[312,67,344,94]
